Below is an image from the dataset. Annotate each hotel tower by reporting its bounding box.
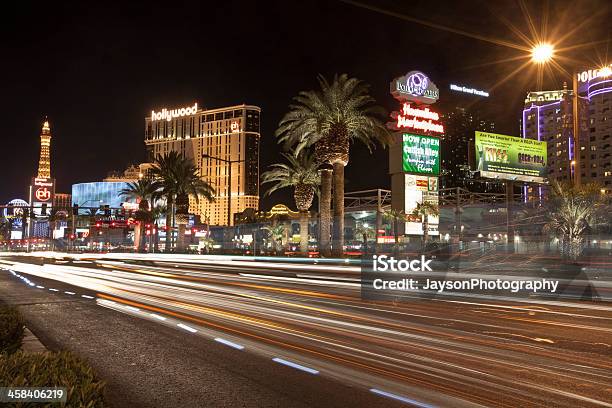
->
[145,103,261,226]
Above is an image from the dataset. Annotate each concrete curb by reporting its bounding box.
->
[22,327,47,353]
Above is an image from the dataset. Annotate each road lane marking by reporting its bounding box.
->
[272,358,319,374]
[81,295,94,299]
[49,288,59,292]
[214,337,245,350]
[149,313,167,321]
[177,323,197,333]
[125,306,140,312]
[36,285,45,289]
[65,291,75,295]
[370,389,435,407]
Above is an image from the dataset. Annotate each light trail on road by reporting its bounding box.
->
[1,253,611,407]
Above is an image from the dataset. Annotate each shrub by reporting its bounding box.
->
[0,305,24,354]
[0,351,106,407]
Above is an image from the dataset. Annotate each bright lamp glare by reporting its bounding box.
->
[600,67,612,77]
[531,43,554,64]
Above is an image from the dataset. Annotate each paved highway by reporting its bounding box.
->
[1,253,611,407]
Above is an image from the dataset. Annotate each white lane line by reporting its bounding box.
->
[214,337,245,350]
[49,288,59,292]
[149,313,167,321]
[36,285,45,289]
[124,306,140,312]
[64,291,75,295]
[28,283,35,286]
[370,389,435,407]
[272,358,319,374]
[81,295,94,299]
[177,323,197,333]
[239,273,359,287]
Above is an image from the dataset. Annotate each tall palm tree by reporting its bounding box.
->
[412,202,440,246]
[151,152,182,251]
[151,152,215,252]
[120,178,160,252]
[261,152,320,253]
[544,180,607,259]
[276,74,389,257]
[383,209,407,255]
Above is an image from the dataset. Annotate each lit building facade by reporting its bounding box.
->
[145,103,261,226]
[104,163,153,182]
[72,182,133,212]
[53,193,72,210]
[522,66,611,193]
[439,107,500,194]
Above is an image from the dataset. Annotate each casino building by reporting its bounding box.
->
[145,103,261,226]
[522,64,612,193]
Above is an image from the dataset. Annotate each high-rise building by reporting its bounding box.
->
[37,119,52,179]
[522,65,611,193]
[145,103,261,226]
[439,107,500,193]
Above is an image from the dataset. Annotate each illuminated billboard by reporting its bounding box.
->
[475,131,547,182]
[402,133,440,175]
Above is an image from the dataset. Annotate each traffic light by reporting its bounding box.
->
[72,204,79,215]
[41,203,47,215]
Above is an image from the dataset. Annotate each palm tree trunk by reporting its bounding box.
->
[423,219,429,247]
[319,169,332,257]
[332,162,344,257]
[165,198,173,252]
[394,219,399,256]
[153,222,159,253]
[177,224,186,253]
[299,211,309,254]
[139,222,147,252]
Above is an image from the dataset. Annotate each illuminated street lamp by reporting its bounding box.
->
[531,43,554,64]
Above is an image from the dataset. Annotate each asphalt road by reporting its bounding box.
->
[1,253,611,408]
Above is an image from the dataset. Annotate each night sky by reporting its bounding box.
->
[1,0,609,208]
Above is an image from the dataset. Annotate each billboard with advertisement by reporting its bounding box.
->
[475,131,547,183]
[402,133,440,175]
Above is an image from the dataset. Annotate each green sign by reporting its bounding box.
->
[402,133,440,175]
[475,131,547,181]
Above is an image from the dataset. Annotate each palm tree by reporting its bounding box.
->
[276,74,389,257]
[262,224,286,256]
[354,223,375,254]
[150,204,166,253]
[151,152,215,253]
[412,202,440,246]
[120,178,160,252]
[261,152,320,254]
[383,209,407,255]
[544,181,607,260]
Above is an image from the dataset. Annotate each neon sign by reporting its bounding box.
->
[577,64,611,83]
[391,71,439,104]
[450,84,489,97]
[230,121,240,132]
[391,103,444,134]
[151,103,198,122]
[35,187,51,201]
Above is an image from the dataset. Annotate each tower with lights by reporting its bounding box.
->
[37,119,52,178]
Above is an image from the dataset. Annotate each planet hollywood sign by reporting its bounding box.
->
[151,103,199,122]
